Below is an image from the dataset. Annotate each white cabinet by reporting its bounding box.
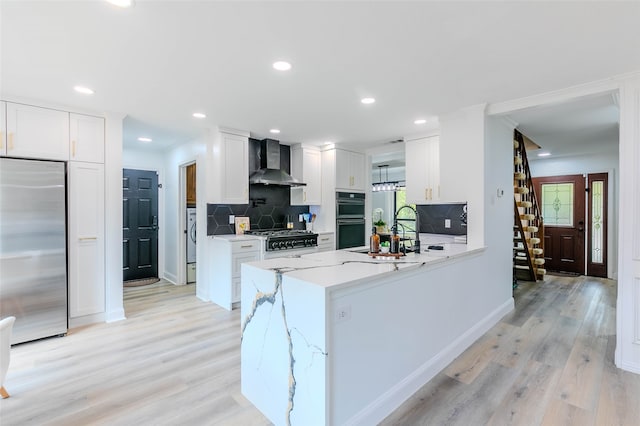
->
[405,135,440,204]
[209,128,249,204]
[290,145,322,205]
[335,149,366,191]
[5,102,69,161]
[0,101,6,156]
[68,162,105,319]
[211,237,261,310]
[316,232,335,251]
[70,113,104,163]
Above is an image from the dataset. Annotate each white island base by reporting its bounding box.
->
[241,246,513,425]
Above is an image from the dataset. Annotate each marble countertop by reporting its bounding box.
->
[244,234,482,289]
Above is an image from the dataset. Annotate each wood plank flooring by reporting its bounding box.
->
[1,275,638,425]
[382,275,640,426]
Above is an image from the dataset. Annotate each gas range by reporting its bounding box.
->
[244,229,318,252]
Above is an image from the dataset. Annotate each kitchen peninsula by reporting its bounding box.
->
[240,238,514,425]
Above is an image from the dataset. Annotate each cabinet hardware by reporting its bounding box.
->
[240,244,253,248]
[0,132,3,150]
[79,236,98,241]
[8,133,14,150]
[303,191,306,202]
[425,188,428,200]
[320,238,329,242]
[438,185,440,198]
[72,140,76,157]
[429,188,433,200]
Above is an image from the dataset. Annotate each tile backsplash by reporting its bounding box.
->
[417,203,467,236]
[207,185,310,235]
[207,139,309,235]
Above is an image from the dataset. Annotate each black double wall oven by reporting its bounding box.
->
[336,191,366,249]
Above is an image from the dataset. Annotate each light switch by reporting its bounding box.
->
[229,215,235,224]
[445,219,451,228]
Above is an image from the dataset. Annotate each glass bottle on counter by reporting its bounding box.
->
[390,225,401,254]
[369,227,380,254]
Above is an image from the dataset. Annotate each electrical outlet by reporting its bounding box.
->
[445,219,451,228]
[335,305,351,322]
[229,215,235,224]
[299,214,304,222]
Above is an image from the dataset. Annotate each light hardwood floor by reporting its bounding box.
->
[1,276,638,425]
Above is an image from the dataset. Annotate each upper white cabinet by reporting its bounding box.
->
[335,149,366,191]
[70,113,105,163]
[5,102,69,161]
[209,128,249,204]
[290,144,322,205]
[405,135,440,204]
[0,102,6,156]
[68,161,105,319]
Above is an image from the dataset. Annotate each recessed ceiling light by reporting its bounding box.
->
[138,137,152,143]
[272,61,292,71]
[105,0,134,7]
[361,97,376,105]
[537,152,551,157]
[270,129,281,134]
[74,85,94,95]
[192,112,206,119]
[414,119,427,125]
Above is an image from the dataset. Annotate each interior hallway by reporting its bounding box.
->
[1,276,638,425]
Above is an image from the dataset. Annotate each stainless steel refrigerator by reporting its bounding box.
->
[0,158,68,344]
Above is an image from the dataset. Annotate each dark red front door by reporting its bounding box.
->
[533,174,585,275]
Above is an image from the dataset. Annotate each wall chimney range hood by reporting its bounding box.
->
[249,139,306,186]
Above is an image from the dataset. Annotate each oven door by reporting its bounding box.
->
[336,219,366,250]
[262,246,319,260]
[336,192,365,219]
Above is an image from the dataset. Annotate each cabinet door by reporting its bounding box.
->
[335,149,351,189]
[0,101,6,156]
[405,136,439,203]
[186,163,197,205]
[68,162,105,318]
[6,103,69,161]
[231,250,260,304]
[70,113,104,163]
[317,233,335,251]
[349,151,366,191]
[221,132,248,204]
[405,138,429,203]
[291,147,322,205]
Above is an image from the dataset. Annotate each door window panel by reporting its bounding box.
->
[541,183,574,226]
[591,180,604,263]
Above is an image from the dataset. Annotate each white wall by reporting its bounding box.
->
[440,104,487,248]
[163,138,207,300]
[122,148,167,286]
[529,151,619,279]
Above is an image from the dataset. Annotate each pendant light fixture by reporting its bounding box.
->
[372,165,402,192]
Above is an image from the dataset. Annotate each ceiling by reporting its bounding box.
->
[1,1,639,152]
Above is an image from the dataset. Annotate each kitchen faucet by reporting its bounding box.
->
[393,205,420,254]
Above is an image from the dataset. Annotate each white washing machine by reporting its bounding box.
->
[187,208,196,283]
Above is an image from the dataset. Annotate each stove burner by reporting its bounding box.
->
[245,228,318,251]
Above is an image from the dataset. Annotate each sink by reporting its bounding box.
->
[347,248,370,254]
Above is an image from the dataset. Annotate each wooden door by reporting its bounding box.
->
[123,169,159,281]
[186,163,196,206]
[533,174,585,274]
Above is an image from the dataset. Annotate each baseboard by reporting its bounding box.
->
[69,312,106,328]
[106,308,126,323]
[164,272,177,284]
[615,358,640,374]
[345,297,515,426]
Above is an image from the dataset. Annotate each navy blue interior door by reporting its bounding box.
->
[123,169,159,281]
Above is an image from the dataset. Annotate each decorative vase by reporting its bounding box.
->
[375,225,385,234]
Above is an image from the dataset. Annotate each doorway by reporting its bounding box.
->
[533,173,608,277]
[123,168,159,282]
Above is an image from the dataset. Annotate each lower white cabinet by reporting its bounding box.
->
[211,237,261,310]
[68,161,105,319]
[317,232,335,251]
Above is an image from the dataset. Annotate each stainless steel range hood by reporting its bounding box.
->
[249,139,306,186]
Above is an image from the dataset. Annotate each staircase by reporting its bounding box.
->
[513,129,545,282]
